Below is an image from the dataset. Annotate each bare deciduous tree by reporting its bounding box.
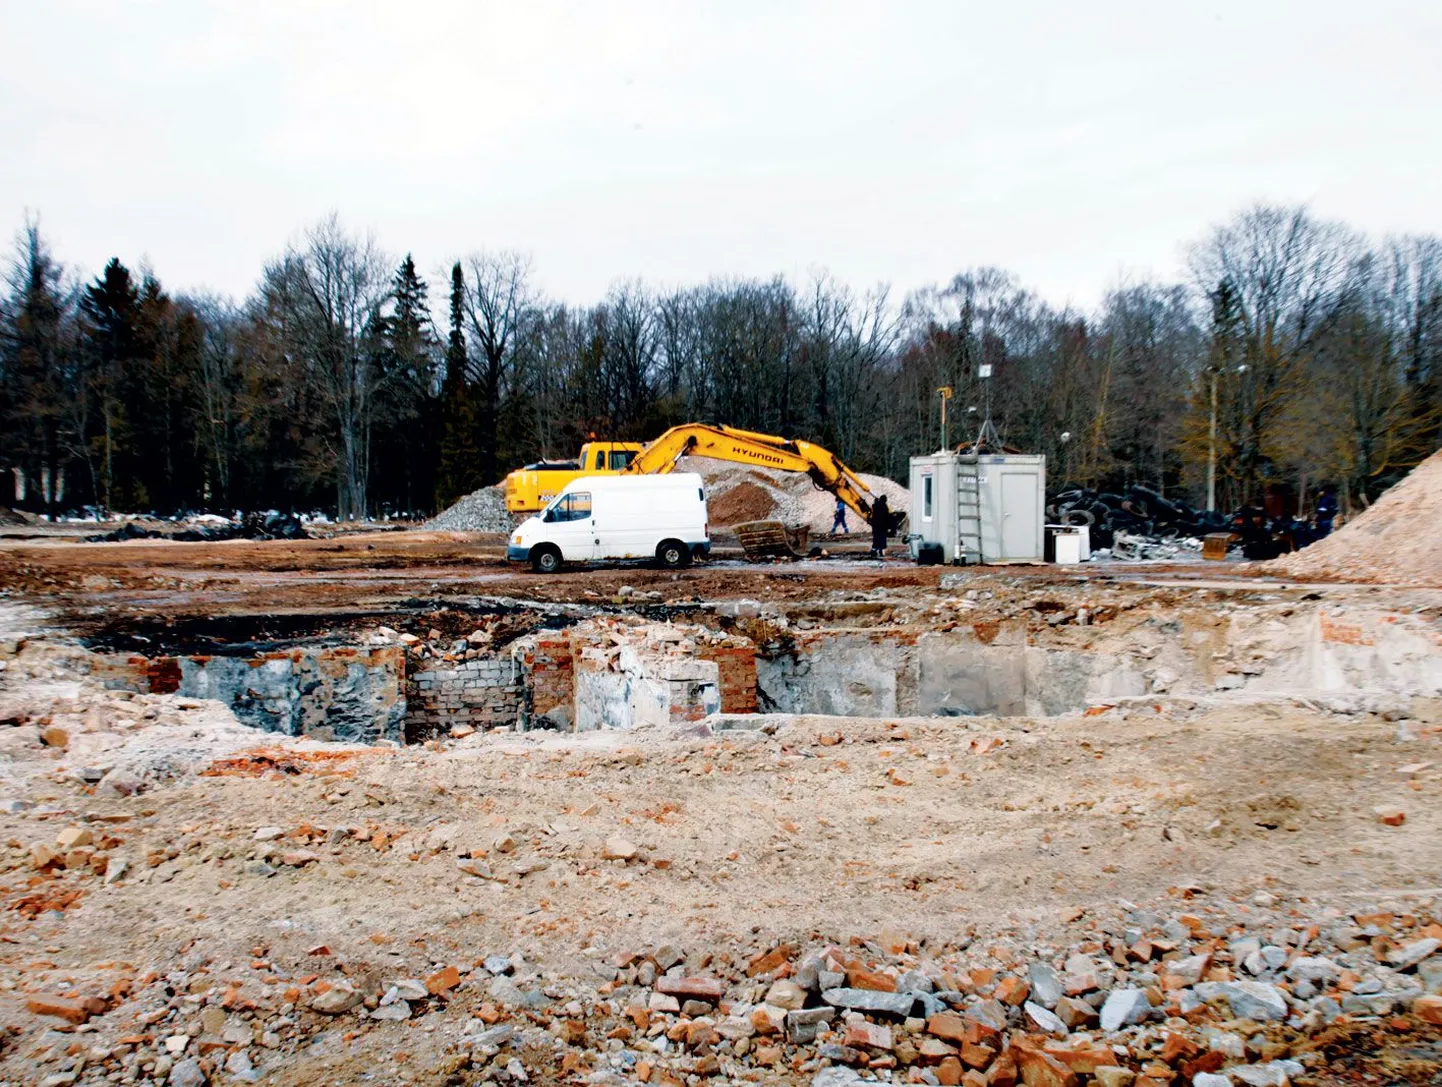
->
[264,214,392,520]
[464,251,535,483]
[1189,205,1362,503]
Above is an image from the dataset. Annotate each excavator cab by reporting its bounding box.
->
[579,445,639,472]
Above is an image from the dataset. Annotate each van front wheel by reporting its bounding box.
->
[657,540,690,569]
[531,545,563,574]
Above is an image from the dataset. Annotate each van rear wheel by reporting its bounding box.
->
[531,545,563,574]
[657,540,690,569]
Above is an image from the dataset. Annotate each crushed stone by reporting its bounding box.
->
[426,486,514,533]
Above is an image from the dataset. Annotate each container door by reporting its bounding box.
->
[999,472,1038,560]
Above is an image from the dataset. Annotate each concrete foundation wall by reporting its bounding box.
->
[102,646,408,743]
[758,631,1148,719]
[758,634,904,716]
[574,650,720,731]
[1249,608,1442,699]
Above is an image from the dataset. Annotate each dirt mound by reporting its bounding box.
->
[0,508,33,527]
[685,455,909,532]
[1266,449,1442,586]
[426,486,513,533]
[706,481,777,525]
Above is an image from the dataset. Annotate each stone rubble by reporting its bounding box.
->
[6,885,1437,1086]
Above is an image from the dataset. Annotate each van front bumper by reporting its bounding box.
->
[506,545,530,563]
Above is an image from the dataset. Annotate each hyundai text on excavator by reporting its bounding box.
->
[501,424,897,559]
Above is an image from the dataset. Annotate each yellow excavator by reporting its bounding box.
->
[502,424,893,557]
[503,441,645,514]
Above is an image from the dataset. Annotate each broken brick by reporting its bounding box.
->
[425,965,461,995]
[655,975,724,1002]
[843,1019,893,1050]
[27,994,105,1024]
[995,975,1030,1006]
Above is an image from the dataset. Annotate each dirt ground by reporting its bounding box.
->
[0,530,954,616]
[0,527,1293,634]
[0,529,1440,1086]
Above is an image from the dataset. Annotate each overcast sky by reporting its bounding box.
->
[2,1,1439,310]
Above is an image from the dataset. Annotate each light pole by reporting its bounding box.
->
[1207,368,1218,512]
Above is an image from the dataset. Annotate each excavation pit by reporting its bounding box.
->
[69,581,1442,742]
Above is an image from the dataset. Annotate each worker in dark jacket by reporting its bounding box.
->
[869,494,890,559]
[1315,486,1338,538]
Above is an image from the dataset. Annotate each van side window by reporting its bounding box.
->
[609,451,636,470]
[553,492,592,522]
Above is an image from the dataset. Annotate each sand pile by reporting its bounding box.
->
[682,455,909,533]
[426,486,513,533]
[1266,449,1442,586]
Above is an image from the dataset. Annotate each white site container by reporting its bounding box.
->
[908,452,1046,564]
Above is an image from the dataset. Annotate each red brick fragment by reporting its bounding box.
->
[426,965,461,995]
[27,994,105,1024]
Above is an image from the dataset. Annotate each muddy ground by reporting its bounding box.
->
[0,530,1439,1086]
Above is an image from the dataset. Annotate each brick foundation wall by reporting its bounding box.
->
[696,644,759,713]
[406,656,522,739]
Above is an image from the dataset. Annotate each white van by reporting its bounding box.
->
[507,474,710,573]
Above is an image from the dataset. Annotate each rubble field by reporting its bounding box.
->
[0,529,1439,1087]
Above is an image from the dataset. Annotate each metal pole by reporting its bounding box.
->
[1206,369,1217,512]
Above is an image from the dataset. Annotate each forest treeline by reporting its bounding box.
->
[1,205,1438,520]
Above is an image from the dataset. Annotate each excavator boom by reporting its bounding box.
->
[622,423,880,523]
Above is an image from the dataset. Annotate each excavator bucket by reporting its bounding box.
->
[733,520,811,560]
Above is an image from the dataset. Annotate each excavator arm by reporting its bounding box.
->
[622,423,881,523]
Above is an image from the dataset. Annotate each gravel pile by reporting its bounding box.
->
[426,486,514,533]
[1266,449,1442,586]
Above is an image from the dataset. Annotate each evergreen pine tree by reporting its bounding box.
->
[373,254,439,514]
[436,262,482,507]
[0,219,68,517]
[79,259,141,512]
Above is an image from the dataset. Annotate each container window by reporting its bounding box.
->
[923,476,933,520]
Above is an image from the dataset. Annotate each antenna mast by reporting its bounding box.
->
[965,364,1001,453]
